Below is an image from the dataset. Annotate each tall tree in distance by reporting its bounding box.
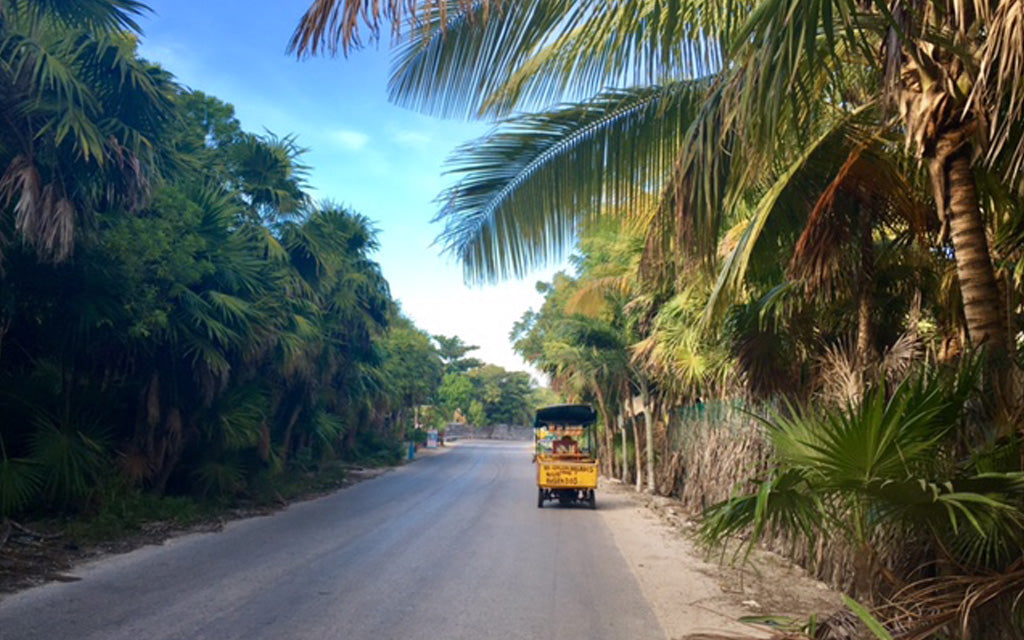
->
[433,334,483,375]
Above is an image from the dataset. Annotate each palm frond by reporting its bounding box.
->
[724,0,869,152]
[388,0,576,118]
[210,384,267,450]
[436,81,707,282]
[311,409,348,446]
[29,412,110,504]
[390,0,730,119]
[290,0,488,56]
[789,137,931,293]
[701,467,824,552]
[4,0,148,33]
[972,0,1024,190]
[703,104,876,326]
[878,561,1024,640]
[191,458,245,498]
[0,450,41,517]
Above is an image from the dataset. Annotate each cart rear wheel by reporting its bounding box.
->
[588,491,596,509]
[537,488,544,508]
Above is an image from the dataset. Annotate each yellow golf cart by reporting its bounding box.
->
[533,404,598,508]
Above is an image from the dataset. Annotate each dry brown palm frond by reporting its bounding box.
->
[672,412,771,514]
[25,188,75,262]
[817,339,866,405]
[0,156,41,223]
[717,218,750,260]
[0,156,77,261]
[811,607,865,640]
[105,141,149,213]
[789,142,931,295]
[564,274,632,317]
[879,332,924,385]
[816,332,925,405]
[117,445,154,485]
[789,153,859,292]
[877,560,1024,640]
[970,0,1024,188]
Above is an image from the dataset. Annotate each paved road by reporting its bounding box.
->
[0,441,664,640]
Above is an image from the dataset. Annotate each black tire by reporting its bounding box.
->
[588,491,597,509]
[537,488,544,508]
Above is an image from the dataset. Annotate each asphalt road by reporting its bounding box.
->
[0,441,664,640]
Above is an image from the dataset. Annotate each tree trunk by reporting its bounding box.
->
[0,316,9,364]
[640,379,655,493]
[151,407,184,495]
[619,412,629,483]
[631,410,642,492]
[280,403,303,463]
[596,410,611,477]
[602,421,613,477]
[593,385,613,476]
[943,148,1006,356]
[855,203,875,368]
[941,147,1013,417]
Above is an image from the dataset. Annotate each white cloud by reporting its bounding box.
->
[391,129,432,148]
[329,129,370,151]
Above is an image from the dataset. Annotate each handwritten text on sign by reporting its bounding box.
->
[539,463,598,487]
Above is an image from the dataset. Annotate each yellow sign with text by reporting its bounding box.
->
[537,461,599,488]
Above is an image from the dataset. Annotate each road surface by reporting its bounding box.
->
[0,441,664,639]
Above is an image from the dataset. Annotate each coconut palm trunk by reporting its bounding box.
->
[933,141,1013,416]
[942,148,1006,356]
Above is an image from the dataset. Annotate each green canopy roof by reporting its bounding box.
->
[533,404,597,428]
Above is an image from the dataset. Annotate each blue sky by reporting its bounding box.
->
[137,1,561,380]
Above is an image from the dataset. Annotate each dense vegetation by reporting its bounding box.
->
[0,1,538,534]
[293,1,1024,638]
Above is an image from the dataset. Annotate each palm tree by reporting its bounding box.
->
[700,370,1024,634]
[292,0,1022,406]
[718,0,1020,376]
[267,203,391,463]
[0,0,174,262]
[230,132,311,224]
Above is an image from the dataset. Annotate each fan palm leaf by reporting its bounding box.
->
[0,4,174,261]
[29,411,109,505]
[0,436,41,517]
[702,371,1024,572]
[1,0,148,33]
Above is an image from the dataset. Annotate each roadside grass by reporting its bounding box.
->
[7,457,394,557]
[1,447,413,595]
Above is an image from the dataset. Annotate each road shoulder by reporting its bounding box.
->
[596,479,841,640]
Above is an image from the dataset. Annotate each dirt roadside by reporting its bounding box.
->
[596,478,842,640]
